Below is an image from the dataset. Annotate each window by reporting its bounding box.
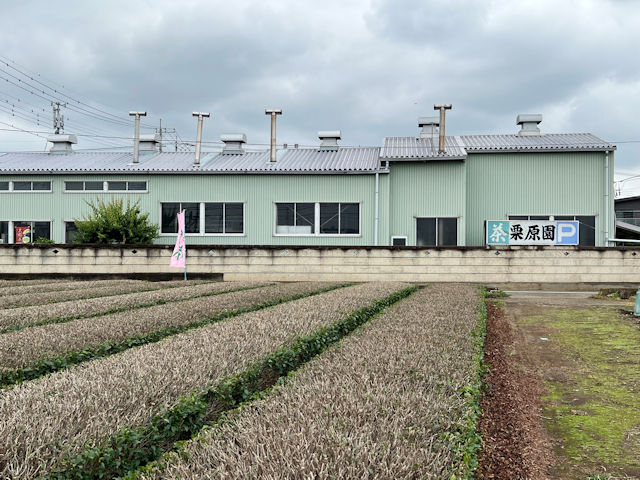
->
[0,182,8,191]
[204,203,244,234]
[509,215,596,246]
[416,217,457,246]
[0,221,7,243]
[13,221,51,243]
[391,236,407,246]
[65,221,78,243]
[10,181,51,192]
[65,181,147,192]
[161,202,244,235]
[275,202,360,236]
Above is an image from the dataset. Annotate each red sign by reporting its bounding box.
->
[15,226,31,244]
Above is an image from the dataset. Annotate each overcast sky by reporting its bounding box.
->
[1,0,639,195]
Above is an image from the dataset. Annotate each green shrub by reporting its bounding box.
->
[34,237,55,244]
[73,198,159,244]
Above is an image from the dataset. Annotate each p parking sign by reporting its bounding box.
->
[556,222,579,245]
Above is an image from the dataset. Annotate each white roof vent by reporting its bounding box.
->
[221,133,247,155]
[418,116,439,139]
[139,134,161,152]
[47,134,78,153]
[517,114,543,136]
[318,130,341,151]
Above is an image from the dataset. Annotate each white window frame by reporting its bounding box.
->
[391,235,408,246]
[273,202,362,237]
[415,216,459,247]
[1,180,53,193]
[159,202,246,237]
[64,180,148,193]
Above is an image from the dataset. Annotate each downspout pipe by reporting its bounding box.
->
[605,150,610,247]
[374,171,379,246]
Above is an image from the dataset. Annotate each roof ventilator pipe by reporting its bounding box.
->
[221,133,247,155]
[318,130,341,151]
[47,134,78,153]
[129,111,147,163]
[516,114,543,136]
[265,109,282,162]
[138,134,161,153]
[418,117,439,143]
[192,112,210,165]
[433,104,452,153]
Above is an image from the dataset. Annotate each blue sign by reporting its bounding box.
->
[556,222,579,245]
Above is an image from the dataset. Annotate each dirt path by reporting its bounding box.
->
[479,291,640,479]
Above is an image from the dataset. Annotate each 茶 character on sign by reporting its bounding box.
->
[542,225,555,240]
[489,223,508,243]
[510,224,523,240]
[525,225,540,241]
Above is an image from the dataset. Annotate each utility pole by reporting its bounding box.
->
[158,118,163,153]
[51,102,66,134]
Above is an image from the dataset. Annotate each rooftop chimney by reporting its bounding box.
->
[129,111,147,163]
[221,133,247,155]
[418,116,439,139]
[47,134,78,153]
[318,130,341,151]
[265,109,282,162]
[138,134,161,153]
[516,114,543,136]
[192,112,211,165]
[433,104,452,154]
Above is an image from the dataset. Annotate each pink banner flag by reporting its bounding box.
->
[170,210,186,268]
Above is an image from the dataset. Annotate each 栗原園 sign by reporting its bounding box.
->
[486,220,579,246]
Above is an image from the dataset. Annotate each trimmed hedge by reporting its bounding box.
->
[46,286,419,480]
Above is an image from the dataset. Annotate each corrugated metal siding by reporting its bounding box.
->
[461,133,614,151]
[381,136,466,160]
[0,173,378,245]
[465,152,607,245]
[388,162,466,246]
[0,148,381,173]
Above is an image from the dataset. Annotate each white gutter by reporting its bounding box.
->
[605,150,610,246]
[608,238,640,244]
[374,172,379,246]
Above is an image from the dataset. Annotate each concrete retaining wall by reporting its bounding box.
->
[1,244,638,283]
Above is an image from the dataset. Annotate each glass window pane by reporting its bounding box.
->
[392,237,407,246]
[65,222,78,243]
[107,181,127,191]
[438,218,457,246]
[576,216,595,246]
[276,203,295,233]
[204,203,223,233]
[128,181,147,191]
[339,203,359,234]
[14,221,32,243]
[320,203,339,234]
[225,203,244,234]
[0,221,8,244]
[161,203,180,233]
[65,181,83,191]
[183,203,200,233]
[416,218,436,246]
[296,203,315,234]
[32,181,50,191]
[508,216,528,220]
[34,222,51,241]
[13,181,31,191]
[85,181,104,191]
[0,181,10,191]
[529,215,549,220]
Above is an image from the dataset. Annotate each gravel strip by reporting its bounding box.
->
[0,279,67,288]
[0,282,406,479]
[143,284,481,480]
[0,281,265,333]
[0,279,148,296]
[0,282,325,371]
[0,279,211,308]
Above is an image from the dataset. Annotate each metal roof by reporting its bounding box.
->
[459,133,615,152]
[380,136,467,160]
[0,147,383,174]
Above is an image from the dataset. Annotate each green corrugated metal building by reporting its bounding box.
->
[0,114,616,247]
